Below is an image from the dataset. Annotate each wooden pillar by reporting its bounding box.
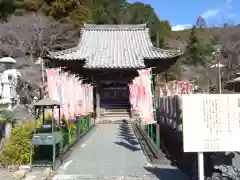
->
[96,81,101,120]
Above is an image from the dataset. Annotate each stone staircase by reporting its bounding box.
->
[99,97,132,123]
[100,102,131,122]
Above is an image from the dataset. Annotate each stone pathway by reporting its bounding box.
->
[0,123,189,179]
[0,169,13,180]
[53,123,189,180]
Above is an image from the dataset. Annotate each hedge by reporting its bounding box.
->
[0,115,77,165]
[0,120,41,165]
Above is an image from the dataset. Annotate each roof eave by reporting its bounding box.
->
[147,48,184,60]
[83,65,146,70]
[144,52,183,60]
[43,54,86,61]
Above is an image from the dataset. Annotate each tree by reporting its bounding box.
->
[158,20,171,48]
[49,0,92,27]
[196,16,207,28]
[90,0,128,24]
[0,13,80,57]
[0,0,15,22]
[214,27,240,82]
[163,61,184,81]
[7,0,170,49]
[0,13,80,97]
[185,26,213,66]
[14,0,44,14]
[14,0,92,27]
[118,2,170,48]
[185,26,200,65]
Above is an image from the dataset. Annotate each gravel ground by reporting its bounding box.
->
[50,123,189,180]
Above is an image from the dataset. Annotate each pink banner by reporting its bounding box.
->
[129,68,155,125]
[45,69,60,120]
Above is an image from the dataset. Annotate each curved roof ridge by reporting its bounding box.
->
[84,23,147,30]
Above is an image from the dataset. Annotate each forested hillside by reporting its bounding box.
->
[0,0,240,89]
[0,0,171,48]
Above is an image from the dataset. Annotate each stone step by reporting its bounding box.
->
[102,115,130,119]
[101,106,130,109]
[104,108,129,112]
[103,115,130,118]
[103,111,129,114]
[103,112,130,116]
[100,117,131,123]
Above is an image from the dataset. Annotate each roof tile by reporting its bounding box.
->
[48,24,182,68]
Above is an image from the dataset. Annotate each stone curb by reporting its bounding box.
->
[12,167,54,180]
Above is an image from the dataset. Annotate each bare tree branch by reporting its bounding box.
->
[0,13,80,105]
[0,12,80,58]
[214,27,240,82]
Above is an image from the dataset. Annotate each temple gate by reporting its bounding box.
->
[44,24,182,122]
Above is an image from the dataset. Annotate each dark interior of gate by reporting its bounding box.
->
[100,81,130,109]
[99,81,131,120]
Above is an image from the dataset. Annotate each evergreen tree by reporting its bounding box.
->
[14,0,51,15]
[185,25,213,66]
[196,16,207,28]
[0,0,15,21]
[186,26,199,65]
[164,61,184,81]
[49,0,92,27]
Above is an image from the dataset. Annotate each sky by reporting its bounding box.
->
[127,0,240,31]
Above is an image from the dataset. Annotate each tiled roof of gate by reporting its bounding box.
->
[48,24,183,68]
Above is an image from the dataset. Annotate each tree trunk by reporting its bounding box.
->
[4,123,12,139]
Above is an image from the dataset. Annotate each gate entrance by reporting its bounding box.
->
[100,81,130,109]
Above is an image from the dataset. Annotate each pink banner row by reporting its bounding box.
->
[45,68,94,120]
[155,80,195,98]
[128,71,195,125]
[154,80,195,127]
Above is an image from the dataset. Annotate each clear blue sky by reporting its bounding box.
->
[128,0,239,31]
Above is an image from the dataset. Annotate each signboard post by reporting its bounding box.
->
[182,94,240,180]
[198,152,204,180]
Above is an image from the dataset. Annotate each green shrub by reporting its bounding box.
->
[69,123,76,137]
[62,120,76,134]
[0,120,42,165]
[61,119,77,145]
[0,108,15,124]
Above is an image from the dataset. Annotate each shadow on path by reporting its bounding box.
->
[114,120,141,152]
[144,166,189,180]
[114,141,141,151]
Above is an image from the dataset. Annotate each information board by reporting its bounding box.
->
[182,94,240,152]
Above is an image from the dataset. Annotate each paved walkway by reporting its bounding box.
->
[0,169,13,180]
[53,123,189,180]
